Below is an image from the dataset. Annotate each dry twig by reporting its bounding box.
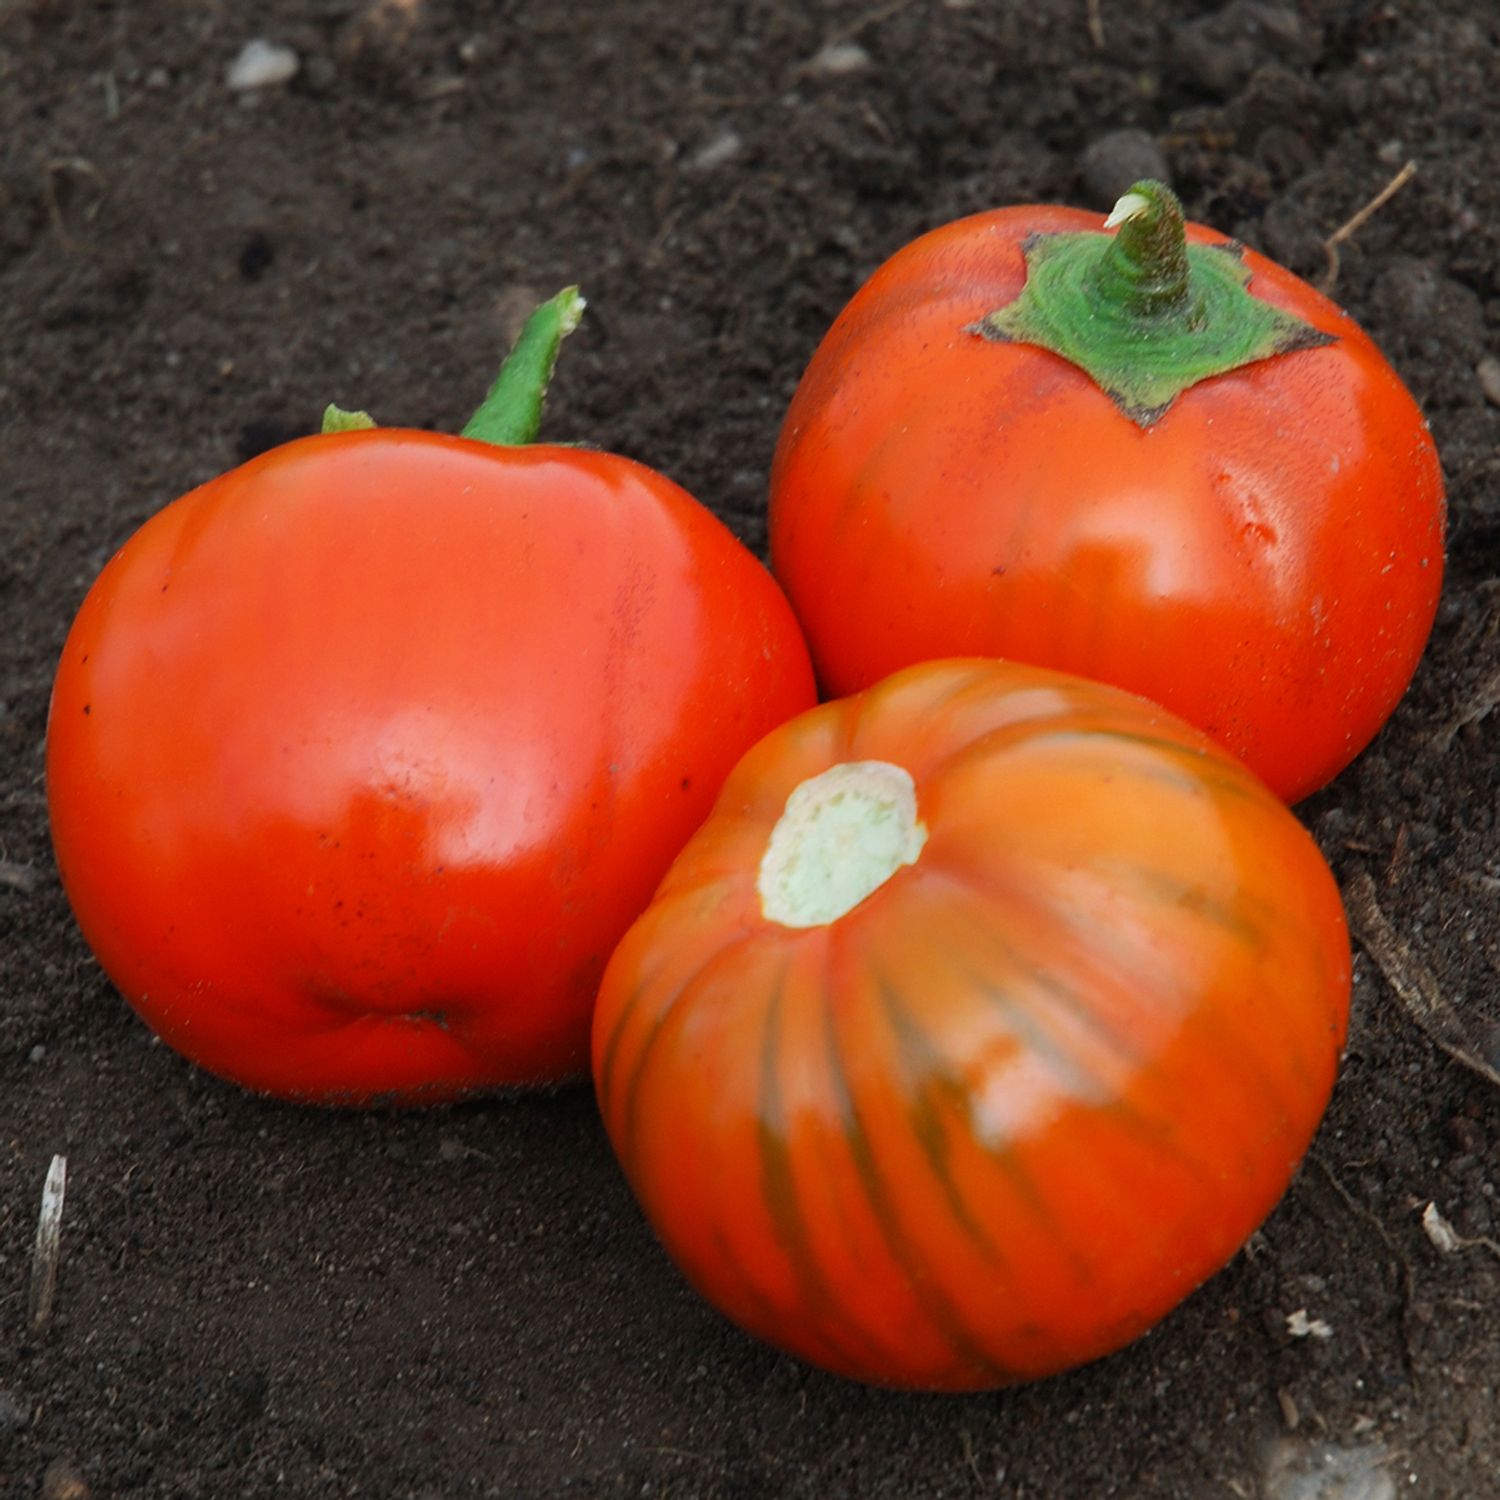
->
[1308,1153,1418,1376]
[785,0,917,84]
[823,0,917,49]
[28,1155,67,1333]
[1321,160,1418,292]
[1384,821,1409,887]
[1310,1153,1402,1259]
[1087,0,1105,50]
[1344,870,1500,1089]
[959,1428,982,1486]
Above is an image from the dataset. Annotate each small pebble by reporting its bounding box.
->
[1477,356,1500,409]
[803,41,873,77]
[1077,128,1170,207]
[688,128,742,172]
[226,39,300,92]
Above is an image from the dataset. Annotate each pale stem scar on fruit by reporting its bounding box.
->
[757,761,928,928]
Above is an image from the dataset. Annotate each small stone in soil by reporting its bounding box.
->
[1078,129,1171,207]
[226,39,300,92]
[803,42,873,77]
[1477,356,1500,409]
[688,128,743,172]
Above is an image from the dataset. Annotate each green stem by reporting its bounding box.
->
[460,286,587,447]
[321,404,377,434]
[972,179,1333,426]
[1092,181,1198,322]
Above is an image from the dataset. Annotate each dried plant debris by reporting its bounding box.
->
[1344,871,1500,1090]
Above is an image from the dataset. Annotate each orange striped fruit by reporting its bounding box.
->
[592,658,1351,1389]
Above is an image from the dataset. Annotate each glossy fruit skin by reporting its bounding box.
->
[47,430,816,1104]
[593,659,1352,1390]
[768,203,1446,803]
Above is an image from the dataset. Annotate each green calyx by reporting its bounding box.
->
[320,285,586,445]
[972,180,1334,427]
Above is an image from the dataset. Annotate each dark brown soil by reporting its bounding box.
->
[4,2,1499,1495]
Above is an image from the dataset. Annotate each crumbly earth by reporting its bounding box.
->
[3,1,1499,1495]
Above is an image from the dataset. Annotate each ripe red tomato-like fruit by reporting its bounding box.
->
[769,180,1446,803]
[47,290,816,1104]
[594,658,1352,1390]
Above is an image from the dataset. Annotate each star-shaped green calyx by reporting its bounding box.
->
[972,180,1334,427]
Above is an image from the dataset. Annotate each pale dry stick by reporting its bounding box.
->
[28,1154,68,1333]
[1384,820,1410,887]
[959,1428,982,1486]
[1344,870,1500,1090]
[1310,1152,1405,1266]
[1087,0,1105,49]
[1320,159,1419,292]
[1308,1152,1420,1380]
[824,0,918,50]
